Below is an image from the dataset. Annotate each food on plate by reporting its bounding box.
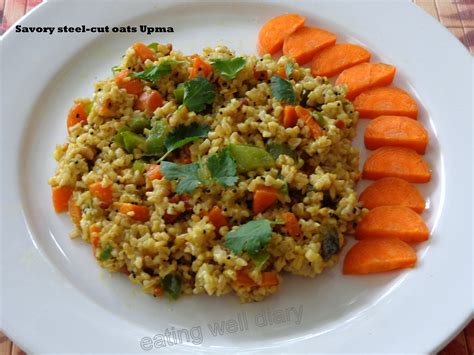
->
[359,177,425,213]
[49,40,363,302]
[355,205,429,243]
[257,13,306,55]
[282,26,337,65]
[335,63,396,100]
[343,237,417,274]
[364,115,429,154]
[362,146,431,183]
[311,43,371,77]
[353,86,419,119]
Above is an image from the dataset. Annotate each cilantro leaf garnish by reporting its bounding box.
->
[210,57,247,80]
[129,60,183,82]
[183,76,217,112]
[225,219,276,255]
[160,274,181,300]
[285,63,294,79]
[160,161,202,194]
[270,75,296,104]
[164,122,210,151]
[206,148,238,187]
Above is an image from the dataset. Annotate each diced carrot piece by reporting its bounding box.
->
[52,186,73,213]
[354,87,418,119]
[356,205,429,243]
[282,212,301,238]
[311,43,371,78]
[146,164,163,181]
[89,182,113,205]
[153,286,164,297]
[68,200,82,225]
[335,120,345,129]
[207,206,229,231]
[89,225,101,255]
[276,66,287,79]
[363,146,431,183]
[189,56,213,79]
[116,202,150,222]
[235,270,257,287]
[132,42,157,62]
[295,105,323,138]
[359,177,425,213]
[343,237,417,274]
[253,186,279,214]
[260,271,279,287]
[115,69,144,96]
[257,13,306,55]
[67,103,88,131]
[364,115,429,154]
[335,63,396,100]
[135,90,164,114]
[283,26,336,65]
[282,105,298,128]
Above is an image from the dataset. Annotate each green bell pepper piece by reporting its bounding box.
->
[173,84,184,104]
[129,115,151,132]
[122,131,146,153]
[143,119,168,156]
[228,144,275,172]
[132,159,146,173]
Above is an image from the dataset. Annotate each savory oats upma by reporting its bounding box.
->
[49,41,363,302]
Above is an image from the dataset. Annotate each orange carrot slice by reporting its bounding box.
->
[311,43,371,78]
[207,206,229,231]
[145,164,163,181]
[354,87,418,119]
[343,237,417,274]
[363,146,431,183]
[282,26,336,65]
[335,63,396,100]
[189,56,213,79]
[236,270,256,287]
[89,182,113,205]
[89,225,101,255]
[260,271,279,287]
[132,42,157,62]
[116,202,150,222]
[52,186,73,213]
[282,212,301,238]
[356,206,429,243]
[359,177,425,213]
[67,103,88,131]
[257,14,305,55]
[364,115,429,154]
[68,200,82,225]
[282,105,298,128]
[253,186,279,214]
[135,90,164,114]
[295,106,323,138]
[115,69,144,96]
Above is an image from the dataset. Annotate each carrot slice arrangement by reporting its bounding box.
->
[354,87,418,119]
[311,43,371,78]
[335,63,396,100]
[356,206,429,243]
[343,238,417,275]
[282,27,336,65]
[363,146,431,183]
[359,177,425,213]
[257,13,306,55]
[364,115,429,154]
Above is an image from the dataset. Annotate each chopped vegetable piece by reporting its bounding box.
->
[132,160,146,174]
[228,144,275,172]
[143,119,169,157]
[355,205,429,243]
[68,200,82,225]
[99,244,112,261]
[359,177,425,213]
[189,56,213,79]
[89,182,113,205]
[282,212,301,238]
[236,270,256,287]
[115,69,144,96]
[134,90,164,115]
[147,42,158,50]
[285,63,294,78]
[225,219,275,255]
[161,273,181,299]
[270,75,296,104]
[116,202,150,222]
[183,76,216,112]
[320,226,340,261]
[128,114,151,132]
[89,225,101,255]
[122,131,146,153]
[363,146,431,183]
[249,250,270,269]
[67,103,88,130]
[281,105,298,128]
[260,271,279,287]
[173,84,184,104]
[210,57,246,80]
[283,26,336,65]
[257,14,306,55]
[253,186,279,214]
[132,42,157,62]
[266,142,297,161]
[207,206,229,231]
[52,186,73,213]
[146,164,163,181]
[364,115,429,154]
[343,238,417,275]
[295,106,323,138]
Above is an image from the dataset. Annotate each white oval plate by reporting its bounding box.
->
[1,0,472,353]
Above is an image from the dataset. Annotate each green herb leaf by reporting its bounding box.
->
[183,76,217,113]
[147,42,158,51]
[206,148,238,187]
[164,122,210,151]
[210,57,247,80]
[99,245,112,261]
[285,63,294,79]
[160,161,202,194]
[129,60,183,82]
[270,75,296,104]
[248,250,270,269]
[266,143,298,161]
[225,219,274,255]
[160,274,181,300]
